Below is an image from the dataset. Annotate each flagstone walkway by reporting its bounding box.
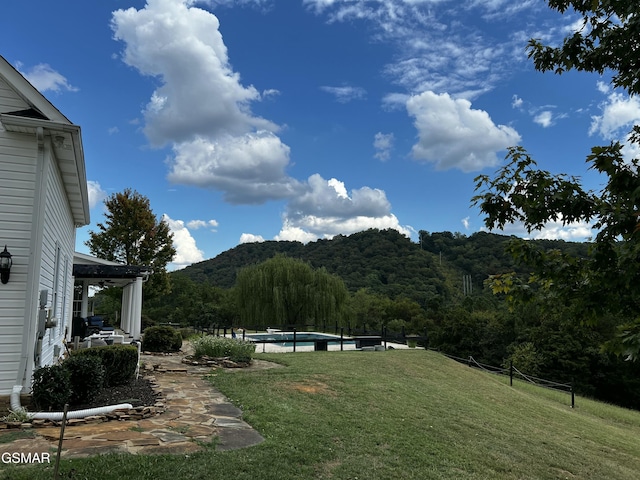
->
[0,347,274,459]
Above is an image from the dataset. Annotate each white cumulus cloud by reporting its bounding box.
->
[87,181,107,209]
[111,0,298,205]
[162,214,205,270]
[276,174,412,242]
[168,131,302,204]
[589,88,640,162]
[110,0,411,242]
[239,233,265,243]
[17,62,78,93]
[187,219,219,230]
[112,0,276,147]
[491,216,594,242]
[590,91,640,140]
[406,91,521,172]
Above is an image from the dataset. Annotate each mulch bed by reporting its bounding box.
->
[72,376,160,411]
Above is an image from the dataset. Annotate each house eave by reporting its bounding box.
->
[0,114,90,227]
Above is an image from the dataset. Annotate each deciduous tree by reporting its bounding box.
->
[86,188,176,299]
[472,0,640,359]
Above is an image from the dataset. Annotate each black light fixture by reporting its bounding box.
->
[0,245,12,284]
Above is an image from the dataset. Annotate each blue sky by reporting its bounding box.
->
[3,1,639,269]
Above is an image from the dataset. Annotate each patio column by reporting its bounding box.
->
[80,279,89,317]
[121,282,132,336]
[131,276,143,340]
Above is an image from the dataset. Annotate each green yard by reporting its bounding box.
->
[4,350,640,479]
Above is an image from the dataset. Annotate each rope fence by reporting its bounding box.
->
[434,351,574,407]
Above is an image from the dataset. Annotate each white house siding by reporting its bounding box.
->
[0,130,37,395]
[37,140,75,370]
[0,60,89,396]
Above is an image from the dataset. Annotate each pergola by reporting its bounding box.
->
[72,252,152,340]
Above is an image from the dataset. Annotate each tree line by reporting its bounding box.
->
[136,228,640,410]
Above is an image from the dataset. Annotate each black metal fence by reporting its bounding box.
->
[191,322,429,346]
[191,324,429,350]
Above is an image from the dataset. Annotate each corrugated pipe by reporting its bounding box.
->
[10,385,132,420]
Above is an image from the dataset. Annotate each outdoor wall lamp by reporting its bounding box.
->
[0,245,12,284]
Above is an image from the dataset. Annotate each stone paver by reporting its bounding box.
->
[1,347,269,458]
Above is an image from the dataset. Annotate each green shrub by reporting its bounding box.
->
[31,365,72,411]
[63,355,105,405]
[72,344,138,386]
[192,335,256,363]
[142,326,182,353]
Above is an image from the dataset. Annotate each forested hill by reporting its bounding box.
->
[180,229,445,303]
[178,229,589,303]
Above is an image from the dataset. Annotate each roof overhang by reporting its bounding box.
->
[0,114,90,226]
[73,252,152,288]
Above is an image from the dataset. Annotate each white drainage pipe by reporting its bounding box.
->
[11,385,133,420]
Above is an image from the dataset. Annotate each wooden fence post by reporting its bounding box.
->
[54,404,69,478]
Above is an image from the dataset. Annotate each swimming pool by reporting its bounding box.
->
[244,332,355,351]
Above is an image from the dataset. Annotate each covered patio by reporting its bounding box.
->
[72,252,152,341]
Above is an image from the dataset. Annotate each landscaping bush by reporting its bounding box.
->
[191,335,256,363]
[31,365,72,411]
[142,325,182,353]
[72,344,138,386]
[63,355,105,405]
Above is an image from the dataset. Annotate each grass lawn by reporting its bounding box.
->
[4,349,640,479]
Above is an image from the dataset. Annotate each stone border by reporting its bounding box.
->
[0,374,166,430]
[181,355,252,369]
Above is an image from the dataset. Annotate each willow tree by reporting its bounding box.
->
[235,255,349,329]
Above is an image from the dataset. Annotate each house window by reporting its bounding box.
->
[73,284,83,318]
